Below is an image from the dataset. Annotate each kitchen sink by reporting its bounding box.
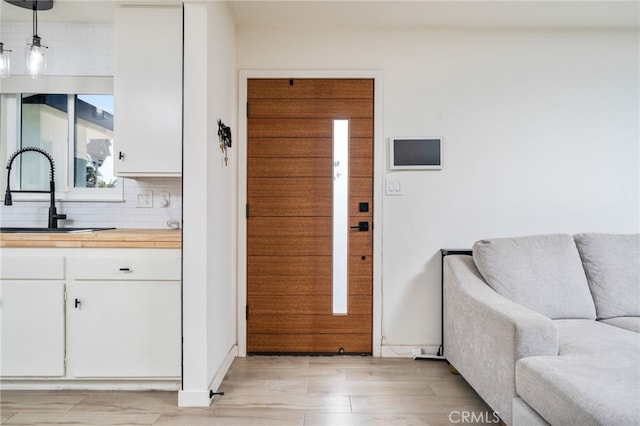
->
[0,227,115,233]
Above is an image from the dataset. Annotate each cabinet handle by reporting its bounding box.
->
[119,267,131,272]
[118,151,125,160]
[74,298,81,309]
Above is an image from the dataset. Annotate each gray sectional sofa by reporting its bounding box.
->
[443,233,639,426]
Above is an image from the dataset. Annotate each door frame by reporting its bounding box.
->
[237,70,384,357]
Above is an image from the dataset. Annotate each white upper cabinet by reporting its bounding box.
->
[114,6,183,177]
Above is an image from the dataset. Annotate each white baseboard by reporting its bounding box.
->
[178,345,238,407]
[208,344,237,400]
[178,389,211,407]
[0,379,180,391]
[413,354,446,361]
[380,344,441,358]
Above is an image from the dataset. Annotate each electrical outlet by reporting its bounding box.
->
[136,190,153,208]
[160,191,170,208]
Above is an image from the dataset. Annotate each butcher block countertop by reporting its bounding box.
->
[0,228,181,249]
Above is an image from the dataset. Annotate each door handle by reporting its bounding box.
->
[74,298,81,309]
[350,221,369,232]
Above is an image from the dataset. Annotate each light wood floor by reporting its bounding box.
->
[1,356,494,425]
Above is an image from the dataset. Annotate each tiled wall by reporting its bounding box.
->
[1,22,112,76]
[1,22,183,229]
[0,178,182,229]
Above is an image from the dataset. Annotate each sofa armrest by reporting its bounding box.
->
[443,255,558,425]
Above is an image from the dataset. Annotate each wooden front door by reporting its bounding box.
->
[246,78,374,354]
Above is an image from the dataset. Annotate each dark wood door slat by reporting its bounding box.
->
[247,275,372,296]
[248,314,372,334]
[248,294,372,315]
[248,118,373,138]
[350,178,373,197]
[248,79,374,99]
[350,157,373,177]
[247,196,332,217]
[247,333,372,354]
[249,178,333,198]
[249,99,373,118]
[248,137,372,158]
[248,255,372,278]
[350,138,374,158]
[248,158,332,178]
[249,138,332,158]
[248,217,332,237]
[248,236,332,256]
[248,255,332,276]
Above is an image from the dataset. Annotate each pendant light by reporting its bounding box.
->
[0,42,11,78]
[3,0,54,78]
[25,5,47,77]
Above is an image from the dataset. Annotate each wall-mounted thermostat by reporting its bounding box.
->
[389,137,443,170]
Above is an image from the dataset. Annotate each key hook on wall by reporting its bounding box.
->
[217,119,232,166]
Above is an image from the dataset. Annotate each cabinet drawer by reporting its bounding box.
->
[68,253,180,281]
[0,256,65,280]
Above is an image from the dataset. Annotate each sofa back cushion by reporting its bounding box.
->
[473,234,596,319]
[573,233,640,319]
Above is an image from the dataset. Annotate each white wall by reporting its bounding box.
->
[180,1,237,407]
[236,26,640,356]
[205,1,237,386]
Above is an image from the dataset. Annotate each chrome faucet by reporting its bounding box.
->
[4,147,67,228]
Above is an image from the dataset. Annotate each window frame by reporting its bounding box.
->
[1,76,123,202]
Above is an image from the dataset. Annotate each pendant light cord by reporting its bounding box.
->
[33,6,38,37]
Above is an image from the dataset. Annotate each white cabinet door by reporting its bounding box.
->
[114,6,182,177]
[67,281,180,378]
[0,281,65,377]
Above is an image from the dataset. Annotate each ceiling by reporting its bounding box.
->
[1,0,638,29]
[227,1,640,30]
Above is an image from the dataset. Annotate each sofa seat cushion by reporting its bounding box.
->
[473,234,596,319]
[516,320,640,426]
[574,233,640,319]
[600,316,640,333]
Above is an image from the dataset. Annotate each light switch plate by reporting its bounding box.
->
[385,179,403,196]
[136,190,153,208]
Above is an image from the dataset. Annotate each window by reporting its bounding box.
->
[19,94,69,191]
[73,95,116,189]
[332,119,349,315]
[2,90,121,201]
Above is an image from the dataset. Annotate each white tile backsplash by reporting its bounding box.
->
[1,22,113,76]
[0,178,182,229]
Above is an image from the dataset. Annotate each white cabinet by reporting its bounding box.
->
[67,250,181,378]
[0,255,66,377]
[0,248,181,386]
[67,281,180,378]
[114,6,183,177]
